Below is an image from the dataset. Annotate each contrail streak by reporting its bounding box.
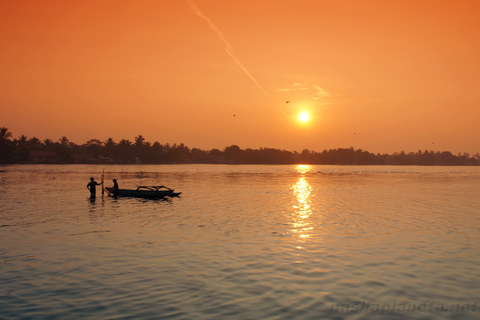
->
[188,0,268,96]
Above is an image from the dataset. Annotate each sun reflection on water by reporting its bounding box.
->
[291,165,313,239]
[295,164,315,174]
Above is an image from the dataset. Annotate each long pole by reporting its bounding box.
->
[101,168,105,196]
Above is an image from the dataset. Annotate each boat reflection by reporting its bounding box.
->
[291,165,313,239]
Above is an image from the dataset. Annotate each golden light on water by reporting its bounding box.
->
[291,165,313,239]
[295,164,313,174]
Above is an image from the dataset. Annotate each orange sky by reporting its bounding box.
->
[1,0,479,154]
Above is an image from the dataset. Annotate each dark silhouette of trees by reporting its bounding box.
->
[164,143,190,163]
[116,139,134,163]
[147,141,165,163]
[0,127,14,163]
[0,126,478,165]
[85,139,103,159]
[104,138,116,159]
[43,139,54,150]
[14,135,30,162]
[224,145,242,163]
[0,127,12,141]
[28,137,42,150]
[55,136,73,162]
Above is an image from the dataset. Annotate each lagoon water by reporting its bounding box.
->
[1,164,479,320]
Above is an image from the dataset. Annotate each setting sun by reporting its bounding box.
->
[298,111,310,123]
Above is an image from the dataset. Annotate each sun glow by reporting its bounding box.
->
[298,111,310,123]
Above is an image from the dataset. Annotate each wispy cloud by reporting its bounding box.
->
[277,83,330,100]
[312,86,330,100]
[277,87,308,92]
[188,0,268,96]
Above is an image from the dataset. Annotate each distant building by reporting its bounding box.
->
[71,153,92,164]
[30,150,62,163]
[97,156,114,164]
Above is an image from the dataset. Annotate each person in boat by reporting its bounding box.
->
[87,177,103,198]
[112,179,119,196]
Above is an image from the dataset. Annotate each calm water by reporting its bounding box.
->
[0,164,479,320]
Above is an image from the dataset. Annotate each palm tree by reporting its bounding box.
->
[43,139,54,150]
[59,136,71,147]
[15,135,29,161]
[17,135,28,144]
[28,137,41,149]
[135,134,145,150]
[0,127,12,141]
[0,127,13,163]
[85,139,103,158]
[56,136,73,162]
[104,138,116,159]
[116,139,133,163]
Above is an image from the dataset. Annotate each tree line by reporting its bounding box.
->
[0,127,478,165]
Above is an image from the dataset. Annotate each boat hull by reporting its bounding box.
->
[105,187,173,199]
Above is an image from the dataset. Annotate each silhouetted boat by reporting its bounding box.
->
[104,186,181,198]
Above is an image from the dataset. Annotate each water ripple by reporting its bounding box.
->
[0,165,479,319]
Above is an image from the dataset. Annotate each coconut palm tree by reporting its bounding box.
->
[15,135,29,161]
[0,127,12,141]
[43,139,54,150]
[0,127,13,163]
[116,139,133,163]
[28,137,42,150]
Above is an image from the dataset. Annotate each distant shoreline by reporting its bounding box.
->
[3,163,479,167]
[1,128,478,166]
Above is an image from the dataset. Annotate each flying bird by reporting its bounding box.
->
[286,101,290,103]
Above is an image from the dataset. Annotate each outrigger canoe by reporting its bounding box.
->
[104,186,181,199]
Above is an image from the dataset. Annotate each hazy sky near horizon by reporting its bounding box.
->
[1,0,479,154]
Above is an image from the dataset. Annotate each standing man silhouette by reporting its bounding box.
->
[87,177,103,199]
